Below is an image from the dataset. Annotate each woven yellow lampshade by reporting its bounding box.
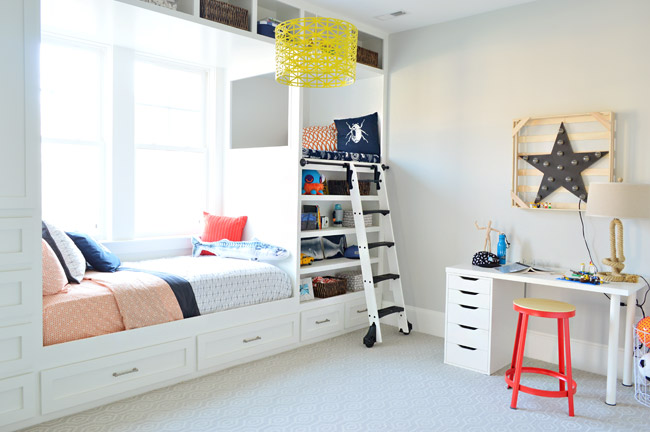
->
[275,17,358,88]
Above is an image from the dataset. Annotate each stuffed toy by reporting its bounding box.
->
[302,169,324,195]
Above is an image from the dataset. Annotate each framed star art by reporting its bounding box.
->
[511,112,614,211]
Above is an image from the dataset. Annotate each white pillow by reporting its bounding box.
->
[42,221,86,284]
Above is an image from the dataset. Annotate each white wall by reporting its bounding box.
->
[387,0,650,348]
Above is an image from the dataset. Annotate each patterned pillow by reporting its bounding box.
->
[42,240,69,296]
[191,237,289,261]
[42,221,86,284]
[302,124,337,151]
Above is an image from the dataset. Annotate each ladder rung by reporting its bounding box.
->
[368,241,394,249]
[363,209,390,216]
[373,273,400,284]
[378,306,404,319]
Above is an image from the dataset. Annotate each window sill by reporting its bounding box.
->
[102,236,193,262]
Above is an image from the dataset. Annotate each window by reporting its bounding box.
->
[133,59,208,237]
[40,39,106,236]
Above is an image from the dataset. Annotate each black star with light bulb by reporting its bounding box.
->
[520,122,607,203]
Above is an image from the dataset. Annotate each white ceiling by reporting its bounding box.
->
[304,0,538,34]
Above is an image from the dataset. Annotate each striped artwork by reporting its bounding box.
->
[302,124,337,151]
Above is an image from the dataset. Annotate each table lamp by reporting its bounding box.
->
[586,182,650,282]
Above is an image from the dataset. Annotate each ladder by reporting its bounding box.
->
[348,163,411,347]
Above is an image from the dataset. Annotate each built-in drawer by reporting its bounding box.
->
[344,298,369,329]
[446,322,489,351]
[448,274,491,295]
[446,302,490,330]
[448,288,490,309]
[301,304,344,341]
[197,314,299,371]
[0,373,35,428]
[0,323,35,379]
[41,338,194,414]
[0,269,38,322]
[445,342,488,374]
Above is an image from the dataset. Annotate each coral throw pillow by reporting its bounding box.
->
[302,124,337,151]
[200,212,248,255]
[42,239,69,296]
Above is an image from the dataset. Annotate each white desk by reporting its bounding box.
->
[445,264,644,406]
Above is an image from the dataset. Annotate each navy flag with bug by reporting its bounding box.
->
[520,122,608,203]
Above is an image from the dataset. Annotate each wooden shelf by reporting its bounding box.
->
[299,257,378,275]
[300,226,380,238]
[300,195,379,202]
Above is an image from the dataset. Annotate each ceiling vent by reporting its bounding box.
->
[374,10,407,21]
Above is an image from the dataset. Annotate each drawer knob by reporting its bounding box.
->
[459,304,478,310]
[458,344,477,351]
[356,308,368,314]
[459,324,478,331]
[243,336,262,343]
[459,290,479,296]
[460,276,479,281]
[112,367,139,378]
[315,318,331,325]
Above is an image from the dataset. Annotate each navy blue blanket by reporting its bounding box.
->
[119,268,201,319]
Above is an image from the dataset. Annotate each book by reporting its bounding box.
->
[497,262,551,274]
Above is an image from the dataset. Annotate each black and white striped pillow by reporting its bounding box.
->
[42,221,86,284]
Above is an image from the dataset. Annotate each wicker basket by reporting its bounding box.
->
[200,0,249,31]
[336,271,364,292]
[342,210,372,228]
[327,180,371,196]
[357,47,379,68]
[312,276,347,298]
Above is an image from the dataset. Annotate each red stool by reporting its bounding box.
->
[505,298,577,416]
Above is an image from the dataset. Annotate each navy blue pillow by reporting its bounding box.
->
[334,112,380,155]
[66,232,121,272]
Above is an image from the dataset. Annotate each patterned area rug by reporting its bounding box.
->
[23,330,646,431]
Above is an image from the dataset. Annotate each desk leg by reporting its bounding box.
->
[623,294,636,387]
[606,294,620,406]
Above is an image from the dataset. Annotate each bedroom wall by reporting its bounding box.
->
[387,0,650,354]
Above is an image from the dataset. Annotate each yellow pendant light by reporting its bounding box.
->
[275,17,358,88]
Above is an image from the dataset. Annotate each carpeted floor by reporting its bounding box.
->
[22,330,647,431]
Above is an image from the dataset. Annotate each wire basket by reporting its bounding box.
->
[634,325,650,407]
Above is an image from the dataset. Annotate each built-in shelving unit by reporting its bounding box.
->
[299,256,379,275]
[301,194,379,202]
[300,225,380,238]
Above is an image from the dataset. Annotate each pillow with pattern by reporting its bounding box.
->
[302,124,337,151]
[42,239,69,296]
[42,221,86,284]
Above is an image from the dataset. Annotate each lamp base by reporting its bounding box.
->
[597,271,639,283]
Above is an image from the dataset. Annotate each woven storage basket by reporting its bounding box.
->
[336,271,364,292]
[357,47,379,68]
[327,180,371,196]
[312,277,347,298]
[200,0,249,31]
[342,210,372,228]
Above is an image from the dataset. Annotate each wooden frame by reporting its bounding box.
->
[512,112,615,211]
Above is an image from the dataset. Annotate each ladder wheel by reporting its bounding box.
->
[399,321,413,335]
[363,324,377,348]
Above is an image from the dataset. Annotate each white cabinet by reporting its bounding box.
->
[301,304,344,341]
[344,297,369,329]
[444,270,524,375]
[197,314,299,370]
[0,373,36,429]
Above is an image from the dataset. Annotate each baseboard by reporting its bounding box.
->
[398,306,626,379]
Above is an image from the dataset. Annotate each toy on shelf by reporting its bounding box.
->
[302,170,324,195]
[300,253,314,266]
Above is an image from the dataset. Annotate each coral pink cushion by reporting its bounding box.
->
[42,240,69,296]
[200,213,248,256]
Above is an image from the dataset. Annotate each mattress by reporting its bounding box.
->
[125,256,293,314]
[302,147,380,163]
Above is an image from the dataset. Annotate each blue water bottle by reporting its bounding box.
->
[497,234,507,265]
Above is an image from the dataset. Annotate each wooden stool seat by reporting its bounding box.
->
[506,298,577,416]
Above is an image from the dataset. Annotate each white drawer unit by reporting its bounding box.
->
[445,268,525,375]
[301,304,344,341]
[0,269,38,322]
[344,298,369,329]
[41,338,195,414]
[197,314,299,371]
[0,373,36,429]
[0,323,35,379]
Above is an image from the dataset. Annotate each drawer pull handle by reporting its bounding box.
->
[112,367,138,378]
[459,304,478,310]
[460,290,479,296]
[243,336,262,343]
[460,276,479,281]
[356,308,368,314]
[315,318,331,325]
[459,324,478,330]
[458,344,477,351]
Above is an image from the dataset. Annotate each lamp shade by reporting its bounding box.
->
[275,17,358,88]
[586,182,650,219]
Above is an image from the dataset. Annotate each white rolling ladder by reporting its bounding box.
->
[348,163,411,348]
